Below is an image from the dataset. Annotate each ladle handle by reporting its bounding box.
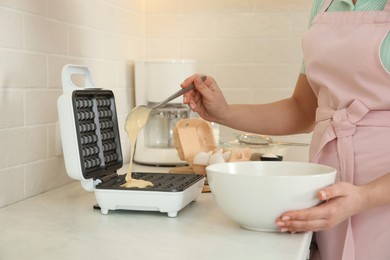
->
[151,75,207,109]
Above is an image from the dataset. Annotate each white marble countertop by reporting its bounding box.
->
[0,164,312,260]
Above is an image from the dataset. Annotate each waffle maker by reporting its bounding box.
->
[57,64,205,217]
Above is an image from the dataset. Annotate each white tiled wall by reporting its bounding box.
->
[0,0,311,208]
[0,0,143,208]
[144,0,311,141]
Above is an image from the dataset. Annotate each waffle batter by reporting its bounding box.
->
[122,105,154,188]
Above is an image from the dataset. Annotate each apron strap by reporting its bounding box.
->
[375,0,390,23]
[312,0,334,24]
[385,0,390,12]
[320,0,334,13]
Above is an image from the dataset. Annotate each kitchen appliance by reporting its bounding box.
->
[134,59,196,166]
[57,64,205,217]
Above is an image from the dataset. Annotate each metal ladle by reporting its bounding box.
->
[146,75,207,110]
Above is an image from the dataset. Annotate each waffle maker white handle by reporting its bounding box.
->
[61,64,98,93]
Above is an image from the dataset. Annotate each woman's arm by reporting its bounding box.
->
[182,74,317,136]
[220,74,317,135]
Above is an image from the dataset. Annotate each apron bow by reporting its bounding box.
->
[313,99,370,182]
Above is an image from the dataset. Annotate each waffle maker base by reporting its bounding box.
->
[94,172,205,217]
[57,64,205,218]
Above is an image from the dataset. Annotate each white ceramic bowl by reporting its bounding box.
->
[206,161,336,232]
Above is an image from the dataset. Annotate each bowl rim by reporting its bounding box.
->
[206,161,337,178]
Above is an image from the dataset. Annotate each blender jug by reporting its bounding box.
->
[144,105,189,148]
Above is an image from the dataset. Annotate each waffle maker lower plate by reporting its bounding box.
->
[57,64,205,217]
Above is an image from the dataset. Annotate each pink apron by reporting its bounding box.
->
[302,0,390,259]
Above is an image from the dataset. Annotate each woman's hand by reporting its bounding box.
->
[181,74,229,124]
[275,182,369,233]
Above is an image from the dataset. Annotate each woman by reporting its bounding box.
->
[181,0,390,259]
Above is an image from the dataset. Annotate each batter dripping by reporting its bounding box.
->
[122,105,154,188]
